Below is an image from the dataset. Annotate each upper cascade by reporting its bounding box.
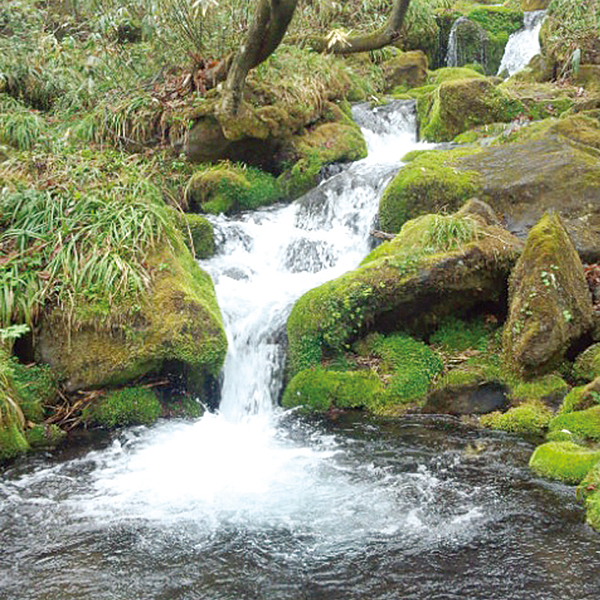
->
[498,10,547,77]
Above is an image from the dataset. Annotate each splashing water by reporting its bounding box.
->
[498,10,547,78]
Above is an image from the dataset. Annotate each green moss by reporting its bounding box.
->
[367,332,443,408]
[578,462,600,531]
[10,359,58,422]
[468,7,524,74]
[25,424,66,449]
[282,367,384,412]
[379,147,482,233]
[548,405,600,443]
[574,344,600,382]
[427,67,487,86]
[186,162,281,215]
[419,77,525,142]
[429,315,495,353]
[559,385,590,414]
[480,399,553,435]
[529,441,600,484]
[278,121,367,200]
[0,421,29,460]
[182,213,215,260]
[508,374,568,402]
[83,386,161,428]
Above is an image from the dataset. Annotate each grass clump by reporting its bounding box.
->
[529,441,600,484]
[83,386,161,428]
[0,349,28,460]
[0,180,178,330]
[480,399,553,435]
[429,315,495,353]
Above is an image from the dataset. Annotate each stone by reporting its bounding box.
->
[383,50,429,90]
[502,212,594,377]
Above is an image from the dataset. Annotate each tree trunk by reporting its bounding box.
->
[306,0,412,54]
[219,0,298,116]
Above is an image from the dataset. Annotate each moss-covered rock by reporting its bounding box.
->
[0,350,29,460]
[383,50,429,90]
[282,368,384,412]
[574,343,600,382]
[418,77,525,142]
[287,207,521,376]
[9,359,58,422]
[529,441,600,484]
[548,405,600,443]
[185,162,281,215]
[379,147,483,233]
[36,243,227,393]
[502,212,593,377]
[577,462,600,530]
[521,0,549,10]
[182,213,215,259]
[448,9,523,75]
[25,423,66,449]
[391,113,600,252]
[480,399,553,435]
[278,118,367,200]
[82,386,161,428]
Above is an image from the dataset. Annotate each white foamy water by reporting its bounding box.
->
[498,10,547,77]
[1,101,487,559]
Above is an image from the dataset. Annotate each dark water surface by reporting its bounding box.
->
[1,412,600,600]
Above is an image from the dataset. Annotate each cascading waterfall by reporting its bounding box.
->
[204,100,423,422]
[498,10,547,77]
[3,100,600,600]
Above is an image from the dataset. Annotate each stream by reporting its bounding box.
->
[2,101,600,600]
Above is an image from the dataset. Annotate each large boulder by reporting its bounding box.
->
[383,50,429,90]
[35,244,227,393]
[502,212,593,377]
[380,113,600,258]
[418,77,524,141]
[287,203,521,376]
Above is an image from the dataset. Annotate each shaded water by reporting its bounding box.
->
[2,101,600,599]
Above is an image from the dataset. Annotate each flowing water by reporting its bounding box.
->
[2,101,600,600]
[498,11,547,78]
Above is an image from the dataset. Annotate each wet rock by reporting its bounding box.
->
[423,382,509,415]
[383,50,428,90]
[502,212,594,377]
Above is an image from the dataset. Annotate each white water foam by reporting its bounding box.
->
[498,10,547,77]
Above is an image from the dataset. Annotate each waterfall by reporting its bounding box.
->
[445,16,470,68]
[498,10,547,77]
[202,100,428,422]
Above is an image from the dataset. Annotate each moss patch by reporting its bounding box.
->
[378,147,483,233]
[529,441,600,484]
[186,162,281,215]
[574,343,600,382]
[480,399,553,435]
[548,405,600,443]
[83,386,161,428]
[282,368,384,412]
